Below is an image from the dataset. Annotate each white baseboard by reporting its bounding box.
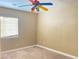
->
[1,45,36,54]
[1,44,77,59]
[36,45,77,59]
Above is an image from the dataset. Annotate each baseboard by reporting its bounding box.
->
[36,45,77,59]
[1,45,36,54]
[1,44,77,59]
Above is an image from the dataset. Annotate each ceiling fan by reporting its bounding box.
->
[13,0,53,12]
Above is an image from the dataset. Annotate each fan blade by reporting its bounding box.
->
[40,3,53,5]
[29,0,39,4]
[39,3,53,5]
[19,5,32,7]
[29,0,34,4]
[39,6,48,11]
[35,0,37,2]
[34,0,39,3]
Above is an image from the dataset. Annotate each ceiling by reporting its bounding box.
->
[0,0,33,11]
[0,0,53,12]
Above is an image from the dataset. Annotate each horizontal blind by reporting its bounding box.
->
[1,16,18,37]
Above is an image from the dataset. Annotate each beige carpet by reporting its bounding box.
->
[1,46,73,59]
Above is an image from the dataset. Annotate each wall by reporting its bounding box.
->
[0,7,37,51]
[0,16,1,51]
[37,0,77,56]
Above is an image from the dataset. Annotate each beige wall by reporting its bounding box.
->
[0,0,77,56]
[0,7,37,51]
[0,16,1,51]
[37,0,77,56]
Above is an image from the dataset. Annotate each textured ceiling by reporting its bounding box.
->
[0,0,55,12]
[0,0,26,2]
[0,0,53,12]
[0,0,76,12]
[0,0,35,11]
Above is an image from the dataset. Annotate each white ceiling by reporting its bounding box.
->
[0,0,26,2]
[0,0,53,12]
[0,0,35,11]
[0,0,76,12]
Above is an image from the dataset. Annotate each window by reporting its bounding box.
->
[0,16,18,37]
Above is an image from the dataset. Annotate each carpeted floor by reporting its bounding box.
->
[1,46,73,59]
